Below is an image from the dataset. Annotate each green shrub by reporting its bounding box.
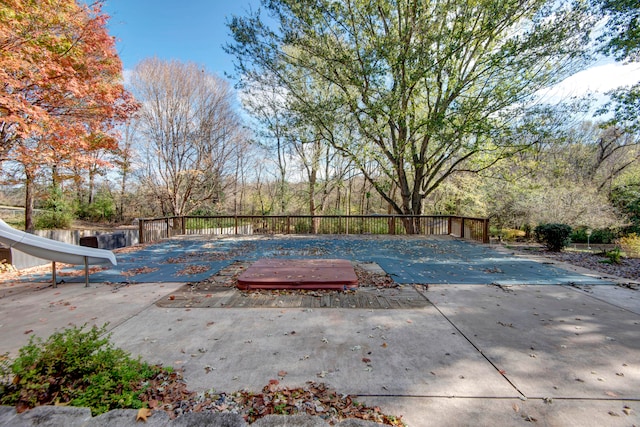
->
[0,324,161,415]
[534,223,572,252]
[591,228,617,244]
[601,247,623,264]
[34,210,73,229]
[618,233,640,258]
[570,227,617,244]
[76,191,116,222]
[35,186,74,229]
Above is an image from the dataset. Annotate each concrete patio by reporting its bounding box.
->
[0,236,638,426]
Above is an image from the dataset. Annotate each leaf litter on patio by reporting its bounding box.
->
[137,368,404,425]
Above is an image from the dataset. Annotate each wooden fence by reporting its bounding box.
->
[137,215,489,244]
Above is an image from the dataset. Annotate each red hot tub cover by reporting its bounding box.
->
[237,258,358,290]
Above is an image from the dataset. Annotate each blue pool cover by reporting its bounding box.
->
[24,236,615,285]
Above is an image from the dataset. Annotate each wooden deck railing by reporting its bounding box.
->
[137,215,489,245]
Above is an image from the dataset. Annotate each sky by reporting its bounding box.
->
[103,0,262,78]
[103,0,640,101]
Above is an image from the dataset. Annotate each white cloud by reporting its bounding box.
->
[537,61,640,105]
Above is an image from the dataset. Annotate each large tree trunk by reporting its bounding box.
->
[24,169,34,233]
[309,165,318,232]
[118,165,127,221]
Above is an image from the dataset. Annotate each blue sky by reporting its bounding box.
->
[103,0,261,78]
[102,0,639,99]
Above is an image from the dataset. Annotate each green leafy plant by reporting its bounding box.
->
[601,247,623,264]
[76,190,116,222]
[34,186,74,229]
[534,223,572,252]
[0,324,162,415]
[570,226,617,244]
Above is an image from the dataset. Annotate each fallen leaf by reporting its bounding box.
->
[512,403,520,413]
[23,329,33,335]
[381,342,388,348]
[266,379,279,392]
[605,391,619,397]
[15,401,29,414]
[136,408,152,422]
[623,406,632,415]
[168,295,175,301]
[278,370,288,377]
[362,358,371,363]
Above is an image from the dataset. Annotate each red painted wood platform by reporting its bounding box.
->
[237,259,358,290]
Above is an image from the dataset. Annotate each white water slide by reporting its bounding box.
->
[0,219,116,287]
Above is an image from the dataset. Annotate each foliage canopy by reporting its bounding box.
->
[0,0,137,229]
[227,0,595,230]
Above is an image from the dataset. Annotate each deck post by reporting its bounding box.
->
[138,219,145,244]
[52,261,57,288]
[84,256,89,287]
[483,218,490,244]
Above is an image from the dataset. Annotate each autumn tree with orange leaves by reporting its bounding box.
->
[0,0,137,231]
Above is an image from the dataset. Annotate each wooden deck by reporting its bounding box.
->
[156,283,429,309]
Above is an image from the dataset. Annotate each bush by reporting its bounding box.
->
[77,194,116,222]
[534,223,572,252]
[591,228,617,244]
[34,211,73,229]
[618,233,640,258]
[601,247,622,264]
[570,227,617,244]
[0,324,162,415]
[35,186,74,229]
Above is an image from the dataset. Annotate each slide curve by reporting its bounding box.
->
[0,219,116,266]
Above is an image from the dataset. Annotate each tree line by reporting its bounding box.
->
[0,0,638,236]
